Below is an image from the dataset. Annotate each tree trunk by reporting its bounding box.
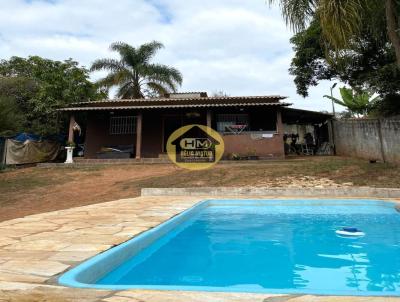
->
[386,0,400,67]
[134,73,142,98]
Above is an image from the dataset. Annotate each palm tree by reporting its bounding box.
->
[323,87,380,117]
[91,41,183,99]
[268,0,400,67]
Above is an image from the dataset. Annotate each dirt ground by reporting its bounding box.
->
[0,156,399,222]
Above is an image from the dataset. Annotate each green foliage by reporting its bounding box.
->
[324,87,380,117]
[369,93,400,117]
[0,77,38,135]
[91,41,183,99]
[66,141,76,147]
[337,110,354,119]
[0,96,24,136]
[0,56,104,135]
[289,18,333,97]
[269,0,391,53]
[289,17,400,107]
[272,0,400,116]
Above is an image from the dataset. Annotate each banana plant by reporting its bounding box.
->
[324,87,380,117]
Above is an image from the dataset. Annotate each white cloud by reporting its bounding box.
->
[0,0,344,111]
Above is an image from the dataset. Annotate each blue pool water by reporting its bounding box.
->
[59,199,400,296]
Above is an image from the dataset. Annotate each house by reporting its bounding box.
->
[60,92,332,160]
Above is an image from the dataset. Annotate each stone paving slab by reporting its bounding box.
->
[0,196,399,301]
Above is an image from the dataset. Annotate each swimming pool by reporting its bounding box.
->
[59,199,400,296]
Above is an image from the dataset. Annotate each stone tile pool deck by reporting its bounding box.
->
[1,196,400,302]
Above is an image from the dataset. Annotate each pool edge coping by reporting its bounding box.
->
[141,187,400,199]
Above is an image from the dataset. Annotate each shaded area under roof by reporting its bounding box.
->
[282,108,333,125]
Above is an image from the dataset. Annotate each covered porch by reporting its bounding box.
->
[62,93,290,160]
[67,106,285,160]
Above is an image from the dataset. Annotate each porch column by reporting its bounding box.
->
[68,114,75,142]
[206,110,212,128]
[135,112,143,159]
[276,108,285,158]
[276,108,283,134]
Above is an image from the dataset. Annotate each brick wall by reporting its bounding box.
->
[222,133,285,159]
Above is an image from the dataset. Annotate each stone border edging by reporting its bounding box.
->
[141,187,400,199]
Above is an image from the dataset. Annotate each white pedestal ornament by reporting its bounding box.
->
[65,147,75,164]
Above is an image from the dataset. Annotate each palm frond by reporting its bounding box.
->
[90,58,125,72]
[116,82,131,99]
[110,42,137,58]
[318,0,366,48]
[323,95,347,107]
[137,41,164,64]
[145,81,169,97]
[95,70,132,89]
[91,41,182,99]
[110,42,143,70]
[116,80,142,99]
[268,0,317,31]
[269,0,382,51]
[141,63,183,87]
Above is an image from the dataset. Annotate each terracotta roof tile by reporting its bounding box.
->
[69,95,286,105]
[59,95,289,111]
[59,101,290,111]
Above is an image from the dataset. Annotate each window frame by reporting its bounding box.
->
[109,116,137,135]
[216,114,249,133]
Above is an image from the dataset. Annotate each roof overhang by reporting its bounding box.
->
[58,95,290,112]
[282,107,333,125]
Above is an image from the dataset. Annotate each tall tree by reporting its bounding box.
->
[289,17,400,97]
[268,0,400,67]
[385,0,400,66]
[91,41,183,99]
[0,56,103,135]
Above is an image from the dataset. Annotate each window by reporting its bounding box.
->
[109,116,136,135]
[216,114,249,132]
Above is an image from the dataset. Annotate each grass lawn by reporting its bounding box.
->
[0,156,399,222]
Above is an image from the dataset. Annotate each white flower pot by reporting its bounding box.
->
[65,147,75,164]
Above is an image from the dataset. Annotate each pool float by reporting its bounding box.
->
[335,227,365,237]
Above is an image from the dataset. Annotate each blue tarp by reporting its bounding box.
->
[13,133,42,142]
[1,133,64,165]
[12,133,66,143]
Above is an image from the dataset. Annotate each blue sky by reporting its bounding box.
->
[0,0,343,111]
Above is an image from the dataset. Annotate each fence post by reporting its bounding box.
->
[351,120,357,156]
[377,118,386,163]
[328,120,336,155]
